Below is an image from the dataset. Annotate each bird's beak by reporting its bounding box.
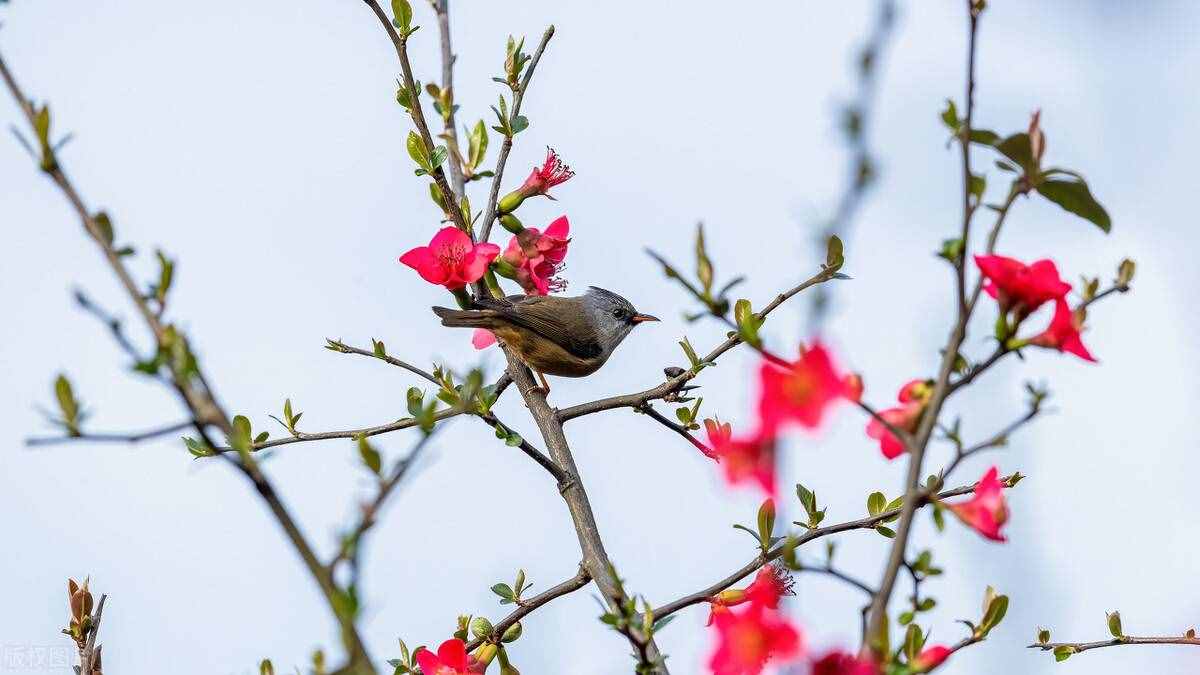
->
[631,313,660,324]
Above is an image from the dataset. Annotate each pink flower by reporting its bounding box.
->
[975,255,1071,317]
[947,466,1009,542]
[400,227,500,290]
[811,651,879,675]
[1029,299,1096,362]
[707,565,795,625]
[909,645,952,673]
[758,342,851,434]
[497,147,575,213]
[415,639,471,675]
[865,379,931,460]
[471,329,497,350]
[709,602,804,675]
[502,215,571,295]
[711,427,777,497]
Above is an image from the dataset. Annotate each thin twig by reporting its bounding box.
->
[358,0,468,233]
[324,339,441,385]
[650,476,1015,620]
[432,0,465,197]
[862,3,981,649]
[477,26,555,244]
[636,403,714,459]
[1029,636,1200,656]
[0,46,375,670]
[464,568,591,652]
[558,266,839,422]
[26,420,194,447]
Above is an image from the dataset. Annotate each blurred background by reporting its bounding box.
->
[2,1,1197,673]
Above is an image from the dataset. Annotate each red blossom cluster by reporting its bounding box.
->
[976,254,1095,361]
[707,565,803,675]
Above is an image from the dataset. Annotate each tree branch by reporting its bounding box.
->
[1029,636,1200,657]
[558,266,840,422]
[432,0,465,197]
[651,476,1015,620]
[464,568,592,652]
[477,26,555,244]
[1,46,375,671]
[26,420,194,447]
[358,0,468,234]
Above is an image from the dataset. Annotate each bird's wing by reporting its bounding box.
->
[487,295,603,359]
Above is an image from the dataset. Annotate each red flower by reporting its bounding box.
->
[415,639,471,675]
[400,227,500,290]
[909,645,951,673]
[975,255,1071,317]
[811,651,878,675]
[707,565,795,625]
[711,428,777,497]
[709,602,803,675]
[1029,299,1096,362]
[699,418,731,461]
[497,147,575,213]
[947,466,1009,542]
[502,215,571,295]
[758,342,851,434]
[865,379,931,460]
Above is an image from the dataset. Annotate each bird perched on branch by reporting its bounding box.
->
[433,287,658,392]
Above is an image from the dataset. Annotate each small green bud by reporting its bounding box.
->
[501,621,523,643]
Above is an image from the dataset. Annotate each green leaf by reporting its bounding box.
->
[875,525,896,538]
[993,133,1034,173]
[406,387,424,417]
[406,131,430,171]
[491,583,515,602]
[94,212,115,246]
[468,120,488,169]
[510,115,529,134]
[358,437,382,475]
[1054,646,1074,662]
[756,499,776,546]
[825,234,844,271]
[231,415,253,455]
[54,374,80,432]
[391,0,413,32]
[1107,610,1123,639]
[260,659,275,675]
[733,298,761,347]
[939,99,960,130]
[1038,627,1051,645]
[1035,178,1112,233]
[695,224,714,294]
[430,145,449,170]
[980,594,1009,635]
[867,491,886,516]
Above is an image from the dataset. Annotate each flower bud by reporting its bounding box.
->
[842,373,864,403]
[472,643,499,668]
[499,213,525,235]
[470,616,494,638]
[501,621,523,643]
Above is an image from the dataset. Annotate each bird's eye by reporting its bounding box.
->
[612,308,624,319]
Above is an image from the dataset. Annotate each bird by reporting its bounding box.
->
[432,287,659,392]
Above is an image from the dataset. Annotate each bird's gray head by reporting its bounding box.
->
[582,287,659,355]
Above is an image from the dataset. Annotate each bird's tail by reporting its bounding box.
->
[432,306,493,328]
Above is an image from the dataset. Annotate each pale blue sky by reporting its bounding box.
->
[2,1,1198,674]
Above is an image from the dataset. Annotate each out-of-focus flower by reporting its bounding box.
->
[758,342,851,434]
[947,466,1009,542]
[497,147,574,213]
[400,227,500,290]
[710,428,777,497]
[842,374,864,404]
[502,215,570,295]
[810,650,878,675]
[909,645,952,673]
[975,255,1071,318]
[865,379,932,460]
[709,602,804,675]
[1028,299,1096,362]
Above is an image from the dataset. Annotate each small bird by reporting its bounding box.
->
[432,287,659,391]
